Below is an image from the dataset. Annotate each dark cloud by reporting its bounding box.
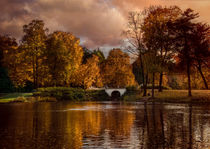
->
[0,0,125,48]
[0,0,209,49]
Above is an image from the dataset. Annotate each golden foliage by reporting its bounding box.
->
[101,49,136,88]
[3,46,32,87]
[73,55,103,89]
[46,31,83,86]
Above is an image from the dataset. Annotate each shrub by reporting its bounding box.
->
[34,87,86,101]
[11,96,27,103]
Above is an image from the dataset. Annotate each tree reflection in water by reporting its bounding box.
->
[0,101,210,149]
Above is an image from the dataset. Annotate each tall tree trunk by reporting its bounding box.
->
[35,56,39,88]
[32,56,36,89]
[152,72,155,98]
[139,54,146,96]
[197,65,208,89]
[158,72,163,92]
[187,59,192,97]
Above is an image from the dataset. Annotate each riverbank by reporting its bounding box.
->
[124,89,210,103]
[0,88,209,103]
[153,90,210,103]
[0,93,33,103]
[0,87,109,103]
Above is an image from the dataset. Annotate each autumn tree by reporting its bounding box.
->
[170,9,199,96]
[0,35,17,67]
[0,35,17,92]
[21,20,48,88]
[46,31,83,86]
[142,6,181,92]
[132,57,144,85]
[101,49,136,88]
[191,23,210,89]
[143,52,162,98]
[123,11,148,95]
[82,47,105,64]
[82,47,92,64]
[73,55,103,89]
[92,48,105,63]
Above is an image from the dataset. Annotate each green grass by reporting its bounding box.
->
[0,87,108,103]
[34,87,109,101]
[0,93,33,103]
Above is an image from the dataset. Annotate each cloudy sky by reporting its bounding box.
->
[1,0,210,54]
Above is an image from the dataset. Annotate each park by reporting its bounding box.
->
[0,3,209,149]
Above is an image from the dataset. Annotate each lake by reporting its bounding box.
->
[0,101,210,149]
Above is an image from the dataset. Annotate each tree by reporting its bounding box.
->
[82,47,105,64]
[92,48,105,63]
[0,35,17,66]
[0,35,17,92]
[21,20,48,88]
[101,49,136,88]
[73,55,103,89]
[142,6,181,92]
[132,57,144,85]
[169,8,199,96]
[143,52,162,98]
[46,31,83,86]
[123,11,148,96]
[191,23,210,89]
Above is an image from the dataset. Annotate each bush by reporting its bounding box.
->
[85,90,109,101]
[34,87,86,101]
[11,96,27,103]
[33,87,111,101]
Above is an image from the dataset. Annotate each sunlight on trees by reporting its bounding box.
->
[46,31,83,86]
[142,6,181,92]
[0,6,209,96]
[73,55,103,89]
[101,49,136,88]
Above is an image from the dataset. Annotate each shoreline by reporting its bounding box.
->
[0,88,210,104]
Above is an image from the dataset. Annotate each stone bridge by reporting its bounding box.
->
[105,88,126,97]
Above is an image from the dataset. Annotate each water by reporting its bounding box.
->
[0,101,210,149]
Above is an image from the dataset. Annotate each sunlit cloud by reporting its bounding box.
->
[0,0,209,50]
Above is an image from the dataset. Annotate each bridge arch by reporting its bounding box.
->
[105,88,126,97]
[111,90,121,98]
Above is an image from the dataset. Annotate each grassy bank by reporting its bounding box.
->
[153,90,210,103]
[0,87,109,103]
[33,87,109,101]
[0,93,33,103]
[123,89,210,103]
[1,88,209,103]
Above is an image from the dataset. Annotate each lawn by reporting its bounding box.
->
[123,90,210,103]
[0,93,33,103]
[152,90,210,103]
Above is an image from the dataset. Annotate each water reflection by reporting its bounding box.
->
[0,101,210,149]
